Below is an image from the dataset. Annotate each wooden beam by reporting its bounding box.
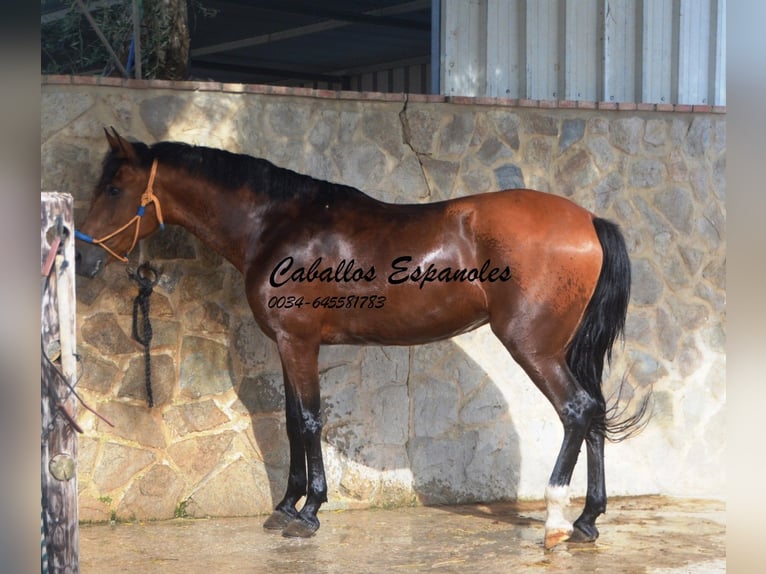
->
[132,0,142,79]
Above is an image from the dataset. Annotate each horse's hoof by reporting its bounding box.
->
[263,510,294,531]
[282,516,320,538]
[544,528,572,550]
[569,522,599,543]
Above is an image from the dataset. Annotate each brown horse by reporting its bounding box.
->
[75,129,642,549]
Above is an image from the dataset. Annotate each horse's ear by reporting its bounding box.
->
[104,127,119,150]
[104,127,139,164]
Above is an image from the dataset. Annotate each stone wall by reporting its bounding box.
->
[41,77,725,522]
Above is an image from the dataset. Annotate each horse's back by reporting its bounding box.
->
[452,188,596,234]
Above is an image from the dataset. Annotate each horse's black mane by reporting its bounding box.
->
[101,139,362,203]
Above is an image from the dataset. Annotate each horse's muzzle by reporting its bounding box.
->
[75,242,107,278]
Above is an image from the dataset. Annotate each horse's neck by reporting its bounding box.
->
[162,173,260,272]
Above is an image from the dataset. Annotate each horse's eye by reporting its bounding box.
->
[106,185,121,197]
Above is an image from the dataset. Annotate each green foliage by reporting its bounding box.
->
[174,498,191,519]
[41,1,215,79]
[97,495,118,522]
[42,0,135,76]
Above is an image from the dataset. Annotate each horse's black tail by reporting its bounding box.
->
[566,217,650,442]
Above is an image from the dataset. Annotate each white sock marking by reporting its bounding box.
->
[545,484,573,533]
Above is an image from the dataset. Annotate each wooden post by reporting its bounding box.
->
[41,192,79,573]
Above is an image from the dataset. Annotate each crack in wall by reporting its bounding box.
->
[399,93,433,200]
[404,345,415,468]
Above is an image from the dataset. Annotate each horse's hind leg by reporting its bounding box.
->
[492,321,600,549]
[538,365,600,549]
[570,429,606,542]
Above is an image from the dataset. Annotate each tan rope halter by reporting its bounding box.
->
[75,159,165,263]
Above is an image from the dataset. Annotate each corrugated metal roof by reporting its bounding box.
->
[188,0,432,87]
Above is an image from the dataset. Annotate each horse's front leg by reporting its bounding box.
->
[272,335,327,538]
[262,368,308,531]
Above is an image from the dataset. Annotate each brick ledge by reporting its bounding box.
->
[41,75,726,114]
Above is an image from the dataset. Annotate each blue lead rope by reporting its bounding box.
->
[74,229,94,243]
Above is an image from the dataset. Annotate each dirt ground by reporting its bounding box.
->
[79,496,724,573]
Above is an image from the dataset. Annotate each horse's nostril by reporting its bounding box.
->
[74,248,104,278]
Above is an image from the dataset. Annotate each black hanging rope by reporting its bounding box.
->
[128,262,159,407]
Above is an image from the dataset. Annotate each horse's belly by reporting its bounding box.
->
[318,285,491,346]
[333,315,490,346]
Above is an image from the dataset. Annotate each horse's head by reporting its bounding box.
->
[75,129,164,278]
